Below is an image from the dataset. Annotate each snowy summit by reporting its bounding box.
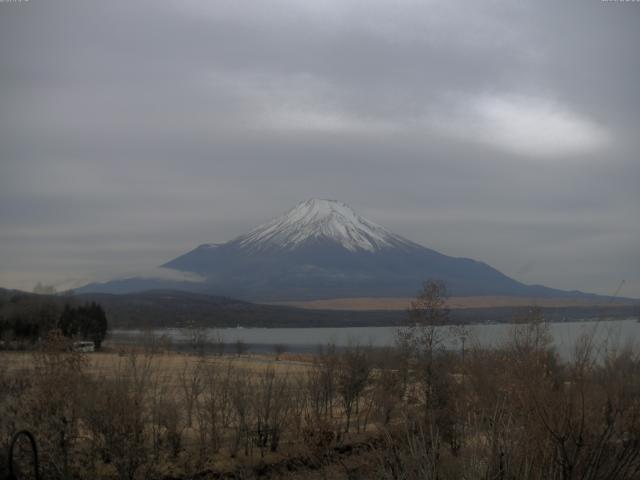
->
[234,199,414,252]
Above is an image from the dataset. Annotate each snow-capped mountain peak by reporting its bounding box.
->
[89,198,597,302]
[234,198,413,252]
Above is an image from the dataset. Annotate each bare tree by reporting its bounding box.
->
[210,329,225,356]
[406,280,450,355]
[229,371,253,458]
[178,359,203,428]
[186,321,209,356]
[273,343,287,360]
[402,280,450,425]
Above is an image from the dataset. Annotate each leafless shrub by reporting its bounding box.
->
[17,330,88,479]
[178,358,203,428]
[252,366,292,455]
[82,353,152,480]
[195,360,234,459]
[289,374,309,438]
[372,364,403,426]
[302,415,338,466]
[337,345,372,433]
[307,343,338,422]
[157,397,184,458]
[377,423,441,480]
[229,369,254,458]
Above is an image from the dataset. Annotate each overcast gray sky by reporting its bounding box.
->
[1,0,639,297]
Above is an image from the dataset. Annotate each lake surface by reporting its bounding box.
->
[112,318,640,359]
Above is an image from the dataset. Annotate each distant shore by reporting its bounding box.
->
[269,295,638,311]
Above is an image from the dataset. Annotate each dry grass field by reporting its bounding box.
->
[2,349,313,379]
[1,344,385,480]
[3,307,640,480]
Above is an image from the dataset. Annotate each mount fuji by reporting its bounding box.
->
[79,199,603,301]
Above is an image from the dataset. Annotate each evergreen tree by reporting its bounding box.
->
[58,304,79,337]
[57,302,109,349]
[88,302,108,349]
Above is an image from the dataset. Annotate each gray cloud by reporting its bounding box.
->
[0,0,639,297]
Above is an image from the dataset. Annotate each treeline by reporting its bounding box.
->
[2,282,640,479]
[0,292,108,348]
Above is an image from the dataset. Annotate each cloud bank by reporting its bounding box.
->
[0,0,638,297]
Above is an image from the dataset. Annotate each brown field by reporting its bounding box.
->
[3,314,640,480]
[269,295,632,310]
[0,346,382,480]
[1,349,313,377]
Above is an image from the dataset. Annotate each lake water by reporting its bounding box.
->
[112,318,640,359]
